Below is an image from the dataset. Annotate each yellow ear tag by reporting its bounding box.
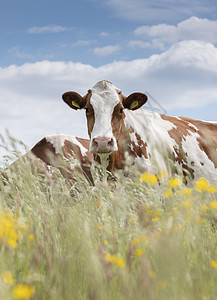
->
[72,100,80,109]
[130,101,138,110]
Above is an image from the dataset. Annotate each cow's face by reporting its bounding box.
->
[62,81,148,154]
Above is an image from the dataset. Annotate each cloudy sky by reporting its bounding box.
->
[1,0,217,160]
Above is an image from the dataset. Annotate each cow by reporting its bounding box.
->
[62,80,217,185]
[4,135,93,185]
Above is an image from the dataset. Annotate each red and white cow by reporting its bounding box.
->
[62,80,217,185]
[7,135,93,185]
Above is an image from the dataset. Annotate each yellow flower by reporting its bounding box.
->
[174,224,184,232]
[28,234,35,241]
[149,270,156,279]
[129,217,136,223]
[95,223,103,230]
[0,209,20,247]
[132,235,148,246]
[209,201,217,209]
[181,188,192,196]
[208,186,217,193]
[135,249,144,256]
[95,199,101,208]
[168,177,181,188]
[8,239,18,248]
[158,170,167,179]
[152,216,159,222]
[105,254,125,267]
[164,189,172,197]
[200,204,209,213]
[210,260,217,269]
[12,284,34,299]
[140,173,158,185]
[2,271,14,285]
[195,178,210,192]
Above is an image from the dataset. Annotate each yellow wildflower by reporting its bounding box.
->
[174,224,184,232]
[210,260,217,269]
[8,239,18,248]
[164,189,172,197]
[149,270,156,279]
[168,177,181,188]
[95,223,103,230]
[129,217,136,223]
[181,188,192,196]
[28,234,35,241]
[200,204,209,213]
[135,249,144,256]
[140,173,158,185]
[105,254,125,267]
[152,216,159,222]
[208,186,217,193]
[2,271,14,285]
[95,199,101,208]
[0,209,20,248]
[132,235,148,246]
[12,284,34,299]
[209,201,217,209]
[158,170,167,179]
[195,178,210,192]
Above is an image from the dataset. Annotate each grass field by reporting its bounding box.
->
[1,134,217,300]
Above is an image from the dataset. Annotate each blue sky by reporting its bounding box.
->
[1,0,217,160]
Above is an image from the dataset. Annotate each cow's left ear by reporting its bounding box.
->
[62,91,86,110]
[123,92,148,111]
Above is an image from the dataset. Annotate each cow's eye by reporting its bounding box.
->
[85,108,90,114]
[119,108,123,114]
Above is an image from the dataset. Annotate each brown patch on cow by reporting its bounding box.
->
[31,138,57,165]
[84,92,95,138]
[130,132,148,159]
[161,114,217,177]
[172,145,195,179]
[160,115,196,179]
[31,136,94,185]
[160,115,197,143]
[182,118,217,169]
[111,103,125,140]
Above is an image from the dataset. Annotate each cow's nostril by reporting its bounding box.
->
[107,139,114,146]
[93,139,98,147]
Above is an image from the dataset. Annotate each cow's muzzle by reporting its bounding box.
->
[91,137,115,153]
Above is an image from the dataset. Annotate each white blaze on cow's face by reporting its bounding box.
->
[88,81,122,153]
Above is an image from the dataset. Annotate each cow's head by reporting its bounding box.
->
[62,81,148,154]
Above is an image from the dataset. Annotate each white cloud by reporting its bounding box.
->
[1,40,217,152]
[73,40,92,47]
[101,0,217,22]
[94,45,120,56]
[134,17,217,47]
[8,46,34,59]
[128,40,165,50]
[27,25,71,34]
[99,32,109,37]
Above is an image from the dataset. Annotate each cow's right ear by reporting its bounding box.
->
[62,92,86,110]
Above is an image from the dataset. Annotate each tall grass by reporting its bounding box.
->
[0,134,217,300]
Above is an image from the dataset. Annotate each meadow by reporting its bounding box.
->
[0,134,217,300]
